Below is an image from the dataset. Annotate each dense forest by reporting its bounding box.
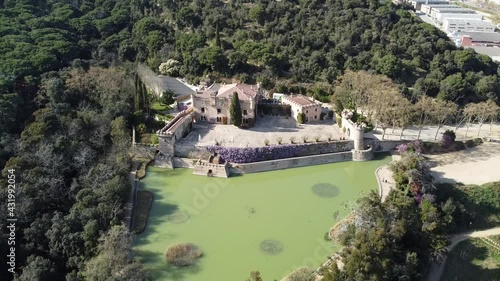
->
[1,0,500,280]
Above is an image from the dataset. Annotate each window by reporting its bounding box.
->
[200,116,206,121]
[243,110,247,115]
[314,115,317,119]
[217,108,221,113]
[216,117,222,123]
[306,110,309,113]
[201,107,205,113]
[315,108,317,112]
[243,118,248,124]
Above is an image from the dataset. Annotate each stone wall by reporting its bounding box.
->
[231,151,352,174]
[193,162,229,177]
[295,140,354,156]
[367,139,408,152]
[352,147,374,161]
[173,157,195,168]
[174,141,206,158]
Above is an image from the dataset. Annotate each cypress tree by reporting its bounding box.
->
[229,92,242,127]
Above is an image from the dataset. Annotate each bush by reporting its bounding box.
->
[297,113,306,124]
[336,115,342,128]
[442,130,456,147]
[206,144,307,163]
[320,112,326,120]
[165,243,202,266]
[282,267,314,281]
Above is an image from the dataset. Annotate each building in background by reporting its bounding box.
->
[281,95,323,122]
[192,83,262,126]
[411,0,450,11]
[443,18,495,33]
[461,32,500,47]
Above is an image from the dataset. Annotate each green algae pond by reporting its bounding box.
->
[133,154,390,280]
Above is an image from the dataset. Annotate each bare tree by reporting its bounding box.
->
[415,96,435,140]
[463,103,477,138]
[486,100,500,132]
[397,100,415,140]
[433,99,458,140]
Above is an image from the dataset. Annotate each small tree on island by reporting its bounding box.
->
[230,92,242,127]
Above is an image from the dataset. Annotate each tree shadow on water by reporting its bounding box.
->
[133,249,203,281]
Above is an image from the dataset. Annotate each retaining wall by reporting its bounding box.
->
[367,139,408,152]
[173,157,195,168]
[174,142,206,158]
[231,151,352,174]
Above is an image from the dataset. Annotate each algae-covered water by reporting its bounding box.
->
[134,155,390,281]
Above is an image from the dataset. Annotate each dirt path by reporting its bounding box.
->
[426,227,500,281]
[428,142,500,185]
[376,153,401,202]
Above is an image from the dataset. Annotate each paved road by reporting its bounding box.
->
[426,227,500,281]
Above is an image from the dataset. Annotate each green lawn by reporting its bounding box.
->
[441,236,500,281]
[150,101,170,113]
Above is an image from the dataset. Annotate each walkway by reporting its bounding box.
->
[426,227,500,281]
[123,161,140,230]
[375,153,400,202]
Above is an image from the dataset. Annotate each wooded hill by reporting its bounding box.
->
[1,0,500,280]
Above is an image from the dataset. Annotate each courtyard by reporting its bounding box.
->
[182,116,345,147]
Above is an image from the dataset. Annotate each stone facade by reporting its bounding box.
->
[282,94,323,122]
[156,109,194,168]
[341,111,374,161]
[192,83,261,126]
[231,152,353,174]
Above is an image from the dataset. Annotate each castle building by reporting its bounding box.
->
[281,94,323,122]
[192,83,262,127]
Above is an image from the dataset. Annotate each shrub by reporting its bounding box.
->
[297,113,306,124]
[342,127,346,133]
[276,137,283,144]
[136,123,147,134]
[442,130,456,147]
[165,243,202,266]
[282,267,314,281]
[336,115,342,128]
[320,112,326,120]
[206,144,307,163]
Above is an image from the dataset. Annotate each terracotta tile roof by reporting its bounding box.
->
[284,95,317,106]
[216,83,259,101]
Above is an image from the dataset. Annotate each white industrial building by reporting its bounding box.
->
[435,12,483,23]
[443,18,495,33]
[411,0,449,10]
[420,4,456,15]
[431,7,476,20]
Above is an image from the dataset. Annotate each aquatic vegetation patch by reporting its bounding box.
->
[260,240,284,255]
[167,210,190,224]
[311,183,340,198]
